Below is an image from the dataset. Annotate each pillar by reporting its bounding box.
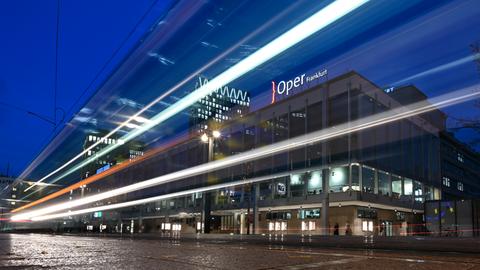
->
[253,183,260,234]
[202,192,211,233]
[321,168,330,235]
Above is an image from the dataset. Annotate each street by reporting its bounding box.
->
[1,233,480,269]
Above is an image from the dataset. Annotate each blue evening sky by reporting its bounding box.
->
[0,0,166,176]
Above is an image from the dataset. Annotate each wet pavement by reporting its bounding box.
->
[1,233,480,269]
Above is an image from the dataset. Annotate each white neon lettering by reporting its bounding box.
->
[277,81,286,94]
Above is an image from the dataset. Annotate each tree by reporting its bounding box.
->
[449,42,480,149]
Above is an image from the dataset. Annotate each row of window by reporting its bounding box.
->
[88,135,124,145]
[442,176,464,191]
[251,163,438,203]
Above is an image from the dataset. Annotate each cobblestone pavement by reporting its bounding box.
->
[1,233,480,269]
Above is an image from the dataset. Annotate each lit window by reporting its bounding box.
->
[457,153,464,163]
[442,177,451,187]
[457,182,464,191]
[362,220,374,232]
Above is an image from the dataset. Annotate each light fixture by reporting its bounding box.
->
[212,130,221,138]
[200,133,209,143]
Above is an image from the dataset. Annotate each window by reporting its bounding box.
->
[330,166,348,192]
[404,178,413,196]
[307,171,322,195]
[457,182,464,191]
[298,209,321,219]
[266,211,291,220]
[289,173,304,197]
[442,176,451,187]
[361,166,375,193]
[362,220,374,232]
[357,208,377,219]
[457,153,464,163]
[414,180,423,202]
[378,171,390,196]
[351,164,360,191]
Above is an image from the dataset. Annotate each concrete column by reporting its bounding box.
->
[271,179,275,200]
[138,218,143,234]
[321,168,330,235]
[202,136,214,233]
[240,213,246,234]
[388,173,392,197]
[202,192,211,233]
[253,183,260,234]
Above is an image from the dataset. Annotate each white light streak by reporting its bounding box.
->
[23,0,368,193]
[124,123,141,129]
[31,174,284,221]
[393,53,480,86]
[133,116,151,123]
[12,84,480,221]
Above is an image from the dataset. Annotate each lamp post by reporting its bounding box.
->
[200,130,221,234]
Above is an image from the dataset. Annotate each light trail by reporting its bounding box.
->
[23,0,367,193]
[30,173,287,221]
[11,133,191,213]
[392,53,480,86]
[11,84,480,221]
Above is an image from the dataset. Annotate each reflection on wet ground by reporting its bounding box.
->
[1,233,480,269]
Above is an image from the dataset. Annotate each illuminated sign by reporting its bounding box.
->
[196,76,250,102]
[96,164,110,174]
[271,68,327,103]
[276,183,286,195]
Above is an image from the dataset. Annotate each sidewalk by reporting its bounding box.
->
[51,232,480,254]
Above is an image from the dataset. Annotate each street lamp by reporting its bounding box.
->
[200,133,209,143]
[200,130,221,162]
[212,130,221,138]
[199,130,221,234]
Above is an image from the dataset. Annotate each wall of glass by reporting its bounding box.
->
[378,170,390,196]
[329,166,348,192]
[351,164,360,191]
[289,173,304,197]
[392,175,402,198]
[307,171,322,195]
[362,166,375,193]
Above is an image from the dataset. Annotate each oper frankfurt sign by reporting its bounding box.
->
[271,68,327,103]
